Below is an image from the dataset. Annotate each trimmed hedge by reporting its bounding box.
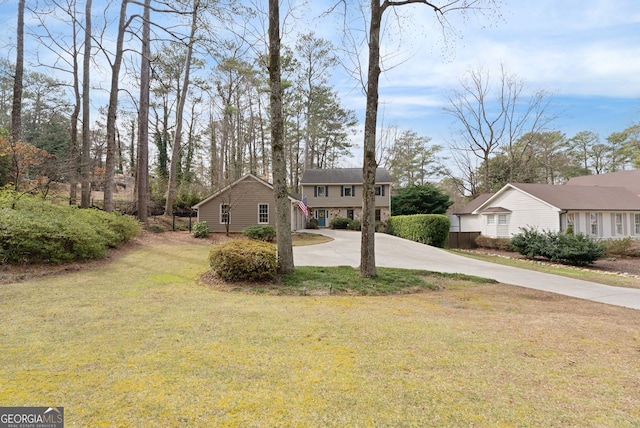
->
[209,239,277,282]
[510,227,605,265]
[0,190,140,264]
[348,219,361,231]
[386,214,450,248]
[242,225,276,242]
[329,217,351,230]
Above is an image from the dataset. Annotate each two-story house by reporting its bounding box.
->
[300,168,392,227]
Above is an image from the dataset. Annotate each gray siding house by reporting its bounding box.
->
[300,168,392,227]
[192,174,306,233]
[455,170,640,239]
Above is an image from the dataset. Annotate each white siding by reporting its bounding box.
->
[460,215,483,232]
[480,188,560,238]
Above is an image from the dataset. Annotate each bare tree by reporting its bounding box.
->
[81,0,93,208]
[137,0,151,223]
[102,0,130,212]
[445,65,556,194]
[269,0,294,274]
[164,0,200,216]
[356,0,499,277]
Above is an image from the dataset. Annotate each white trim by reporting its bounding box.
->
[258,203,269,224]
[472,183,562,214]
[220,203,230,225]
[192,173,299,209]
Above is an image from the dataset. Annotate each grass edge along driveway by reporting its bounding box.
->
[1,240,640,427]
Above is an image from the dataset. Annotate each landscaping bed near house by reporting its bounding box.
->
[469,247,640,277]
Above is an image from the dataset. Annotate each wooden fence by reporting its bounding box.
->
[446,232,481,249]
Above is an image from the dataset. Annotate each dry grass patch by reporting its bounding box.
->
[1,239,639,427]
[454,249,640,289]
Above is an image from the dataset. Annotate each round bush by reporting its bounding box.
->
[242,225,276,242]
[192,221,210,238]
[209,240,277,282]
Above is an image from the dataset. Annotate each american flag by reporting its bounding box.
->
[298,197,309,218]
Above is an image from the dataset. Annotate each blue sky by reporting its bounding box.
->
[301,0,640,165]
[1,0,639,169]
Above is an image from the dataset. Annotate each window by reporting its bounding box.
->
[375,209,381,222]
[258,204,269,224]
[486,215,495,225]
[220,204,230,224]
[498,214,508,225]
[342,186,355,197]
[636,214,640,235]
[315,186,328,197]
[614,213,623,235]
[590,213,599,236]
[567,213,574,225]
[347,209,354,220]
[375,185,385,196]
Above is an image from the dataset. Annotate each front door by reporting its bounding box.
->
[316,209,327,227]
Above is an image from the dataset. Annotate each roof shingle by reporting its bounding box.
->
[300,168,392,184]
[508,183,640,211]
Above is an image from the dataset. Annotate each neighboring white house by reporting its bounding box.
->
[454,170,640,239]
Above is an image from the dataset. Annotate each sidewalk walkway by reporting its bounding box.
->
[293,230,640,310]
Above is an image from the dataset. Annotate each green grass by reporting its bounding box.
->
[452,249,640,289]
[2,241,640,427]
[277,266,495,295]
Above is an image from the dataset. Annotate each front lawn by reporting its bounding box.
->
[1,238,639,426]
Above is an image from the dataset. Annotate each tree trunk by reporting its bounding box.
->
[360,0,383,278]
[164,0,199,216]
[69,8,81,205]
[137,0,151,223]
[269,0,294,274]
[11,0,24,145]
[104,0,128,212]
[80,0,93,208]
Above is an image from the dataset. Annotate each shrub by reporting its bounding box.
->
[475,235,512,251]
[209,240,277,282]
[348,219,361,231]
[601,237,635,258]
[330,217,351,230]
[307,218,319,229]
[0,190,140,264]
[242,225,276,242]
[386,214,450,248]
[510,226,605,265]
[192,221,210,239]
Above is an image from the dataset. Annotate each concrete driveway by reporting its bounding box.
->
[293,230,640,310]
